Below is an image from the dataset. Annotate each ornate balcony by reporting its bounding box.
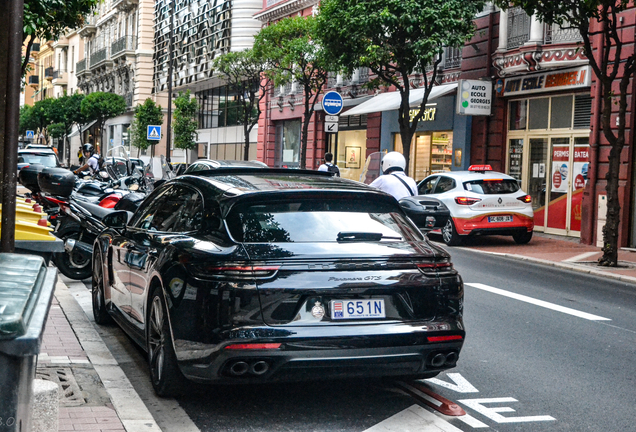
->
[89,47,112,69]
[76,58,91,78]
[28,75,39,87]
[544,24,583,45]
[113,0,138,12]
[44,67,54,81]
[111,36,137,61]
[507,6,531,50]
[78,16,97,38]
[52,70,67,85]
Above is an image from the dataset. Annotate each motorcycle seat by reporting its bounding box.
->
[74,199,115,220]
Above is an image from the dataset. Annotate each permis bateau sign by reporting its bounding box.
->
[501,66,591,96]
[321,91,344,116]
[457,79,492,116]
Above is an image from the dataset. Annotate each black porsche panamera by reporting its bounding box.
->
[92,168,465,396]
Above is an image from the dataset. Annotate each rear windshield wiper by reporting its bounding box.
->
[336,232,402,242]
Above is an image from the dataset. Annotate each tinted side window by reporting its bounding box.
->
[418,176,439,195]
[128,187,171,229]
[172,188,204,232]
[433,177,456,194]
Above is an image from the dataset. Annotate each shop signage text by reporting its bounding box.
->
[409,107,437,123]
[457,79,492,116]
[502,66,591,96]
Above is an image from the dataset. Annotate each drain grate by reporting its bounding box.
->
[36,367,86,406]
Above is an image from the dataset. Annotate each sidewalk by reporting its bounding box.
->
[38,232,636,432]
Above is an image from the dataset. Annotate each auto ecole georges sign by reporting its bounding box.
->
[457,79,492,116]
[322,91,344,116]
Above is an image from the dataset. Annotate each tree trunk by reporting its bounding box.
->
[300,85,312,169]
[243,121,250,161]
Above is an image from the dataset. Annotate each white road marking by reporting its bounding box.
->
[362,404,465,432]
[458,397,555,423]
[456,414,489,428]
[423,373,480,393]
[465,283,611,321]
[562,251,599,262]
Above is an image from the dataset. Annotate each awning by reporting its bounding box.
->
[340,83,458,117]
[67,120,97,138]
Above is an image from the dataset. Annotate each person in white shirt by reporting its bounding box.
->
[369,151,418,200]
[317,152,340,176]
[73,144,100,176]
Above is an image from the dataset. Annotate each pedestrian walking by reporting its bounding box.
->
[369,151,417,200]
[318,152,340,176]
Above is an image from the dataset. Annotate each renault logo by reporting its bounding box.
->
[498,198,503,204]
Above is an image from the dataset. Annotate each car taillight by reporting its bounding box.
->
[517,194,532,203]
[198,264,280,279]
[427,335,463,343]
[225,343,281,350]
[455,196,481,205]
[416,260,454,274]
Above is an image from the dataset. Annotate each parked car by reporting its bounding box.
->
[17,148,60,171]
[183,159,268,174]
[93,168,465,396]
[416,165,534,246]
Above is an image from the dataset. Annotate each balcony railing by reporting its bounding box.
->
[52,70,65,80]
[89,47,110,68]
[507,7,531,49]
[44,67,54,80]
[443,46,462,70]
[111,36,138,57]
[28,75,39,86]
[76,58,87,73]
[31,43,40,52]
[544,24,583,44]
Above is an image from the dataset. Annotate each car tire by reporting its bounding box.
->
[92,248,112,325]
[147,287,184,398]
[512,230,533,245]
[53,225,92,280]
[442,219,463,246]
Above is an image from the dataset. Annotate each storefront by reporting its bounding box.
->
[326,115,368,181]
[501,66,592,237]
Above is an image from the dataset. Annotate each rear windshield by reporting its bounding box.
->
[463,179,520,194]
[226,199,420,243]
[18,153,57,167]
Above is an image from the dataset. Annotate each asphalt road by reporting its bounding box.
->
[79,245,636,431]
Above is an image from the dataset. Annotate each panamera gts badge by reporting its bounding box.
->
[312,302,325,319]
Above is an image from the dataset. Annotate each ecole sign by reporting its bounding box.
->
[500,66,591,96]
[457,79,492,116]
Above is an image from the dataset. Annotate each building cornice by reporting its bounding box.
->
[253,0,318,22]
[493,45,588,77]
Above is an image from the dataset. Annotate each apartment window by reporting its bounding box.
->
[196,84,256,129]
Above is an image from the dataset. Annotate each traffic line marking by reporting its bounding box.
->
[423,373,479,393]
[466,283,611,321]
[562,251,599,262]
[396,381,466,416]
[458,397,556,423]
[362,404,464,432]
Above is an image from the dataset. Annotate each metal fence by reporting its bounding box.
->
[544,24,582,44]
[111,36,138,56]
[76,58,86,73]
[507,7,531,49]
[89,47,109,67]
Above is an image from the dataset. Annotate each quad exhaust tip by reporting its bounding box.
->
[227,360,271,377]
[429,351,459,368]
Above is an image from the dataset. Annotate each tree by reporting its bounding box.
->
[317,0,485,174]
[494,1,632,266]
[49,93,87,165]
[80,92,126,153]
[23,0,100,76]
[213,49,269,161]
[130,98,163,157]
[254,16,331,169]
[28,98,56,144]
[19,105,38,136]
[173,90,198,153]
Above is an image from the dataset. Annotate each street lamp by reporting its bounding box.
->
[165,0,175,163]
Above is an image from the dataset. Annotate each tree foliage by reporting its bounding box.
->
[494,0,633,266]
[130,98,163,156]
[213,49,268,161]
[80,92,127,151]
[173,90,199,151]
[23,0,100,76]
[253,16,331,169]
[317,0,485,174]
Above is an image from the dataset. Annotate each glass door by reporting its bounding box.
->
[569,137,589,233]
[546,137,571,232]
[527,138,548,228]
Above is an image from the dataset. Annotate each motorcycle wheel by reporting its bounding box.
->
[53,225,93,280]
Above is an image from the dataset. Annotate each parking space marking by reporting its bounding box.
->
[458,398,556,424]
[465,283,611,321]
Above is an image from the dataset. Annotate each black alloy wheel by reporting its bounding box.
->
[53,227,92,280]
[512,230,533,244]
[147,288,183,397]
[442,218,463,246]
[92,248,112,325]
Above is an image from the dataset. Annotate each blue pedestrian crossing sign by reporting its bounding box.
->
[26,130,35,139]
[147,125,161,141]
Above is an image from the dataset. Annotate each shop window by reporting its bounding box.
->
[550,96,573,129]
[529,98,549,129]
[275,120,301,167]
[509,100,527,130]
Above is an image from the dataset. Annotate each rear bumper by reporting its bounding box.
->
[176,322,464,384]
[453,213,534,236]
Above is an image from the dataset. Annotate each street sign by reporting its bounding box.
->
[325,122,339,133]
[457,80,492,116]
[325,115,339,123]
[147,125,161,141]
[25,130,34,139]
[322,91,344,116]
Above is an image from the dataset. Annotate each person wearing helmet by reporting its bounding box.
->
[369,151,417,200]
[74,143,100,176]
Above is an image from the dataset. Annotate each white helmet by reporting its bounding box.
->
[381,151,406,174]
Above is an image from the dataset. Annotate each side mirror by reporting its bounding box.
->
[102,211,129,229]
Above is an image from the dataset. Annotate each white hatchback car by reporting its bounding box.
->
[417,165,534,246]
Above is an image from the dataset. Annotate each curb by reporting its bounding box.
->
[466,248,636,285]
[54,281,162,432]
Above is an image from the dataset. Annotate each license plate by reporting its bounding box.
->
[331,299,385,319]
[488,215,513,223]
